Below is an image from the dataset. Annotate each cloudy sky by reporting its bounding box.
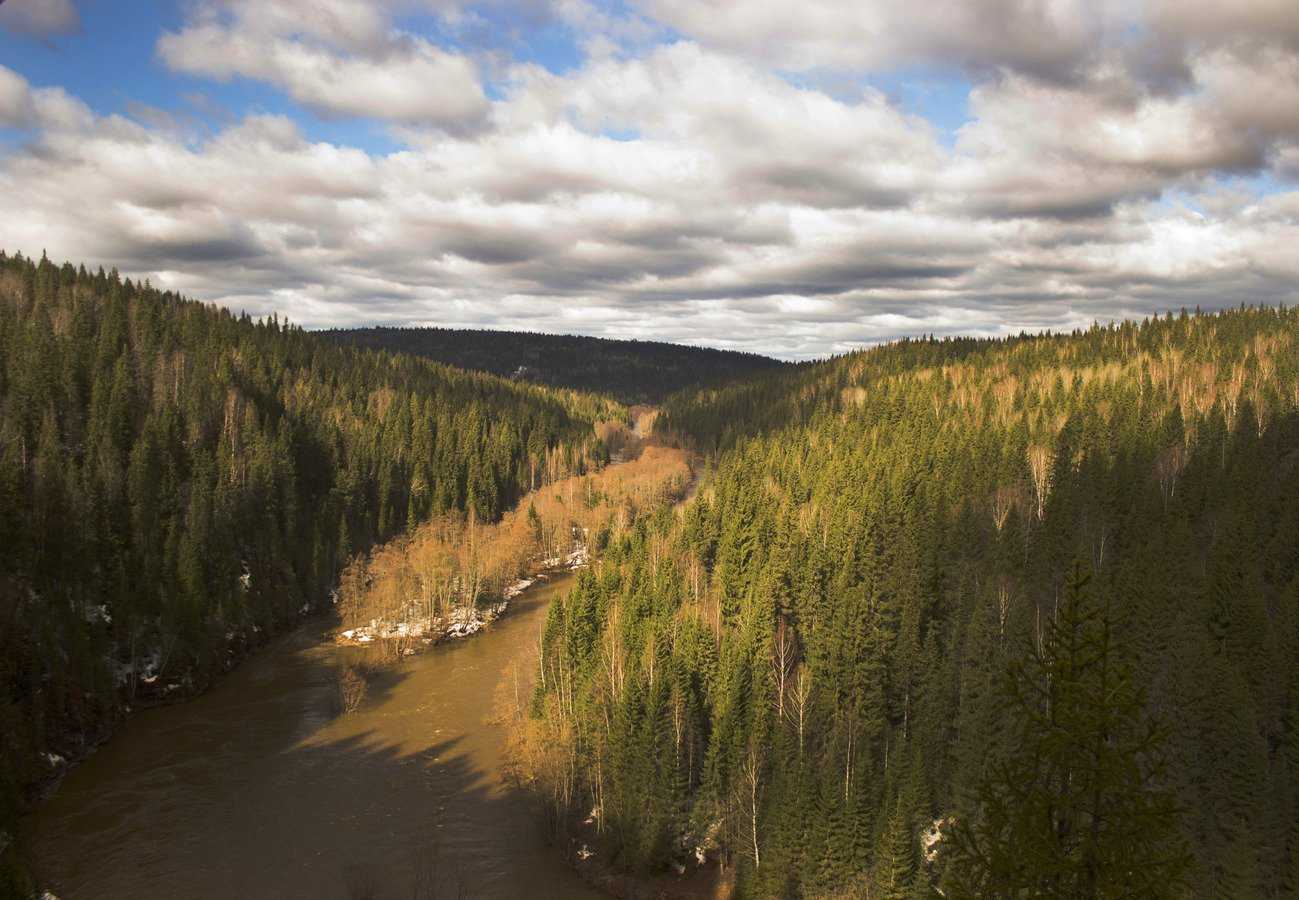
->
[1,0,1297,358]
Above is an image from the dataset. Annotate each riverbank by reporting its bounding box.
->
[567,829,734,900]
[331,441,692,664]
[0,584,348,896]
[333,545,590,652]
[20,423,692,898]
[491,452,730,900]
[22,570,610,900]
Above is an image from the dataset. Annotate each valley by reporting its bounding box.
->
[5,4,1299,896]
[4,252,1299,898]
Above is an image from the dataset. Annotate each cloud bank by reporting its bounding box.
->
[0,0,1297,358]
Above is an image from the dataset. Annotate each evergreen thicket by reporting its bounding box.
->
[943,568,1190,898]
[522,307,1299,897]
[0,251,615,847]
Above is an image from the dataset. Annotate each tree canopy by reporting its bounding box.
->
[517,306,1299,898]
[0,250,618,859]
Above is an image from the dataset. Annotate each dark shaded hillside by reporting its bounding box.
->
[317,326,787,405]
[0,251,618,891]
[518,307,1299,898]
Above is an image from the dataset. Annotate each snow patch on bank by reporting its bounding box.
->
[336,545,589,649]
[113,649,161,688]
[540,544,590,570]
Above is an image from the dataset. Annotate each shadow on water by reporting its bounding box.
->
[22,577,602,899]
[218,731,578,900]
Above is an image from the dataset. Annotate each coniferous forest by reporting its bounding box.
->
[319,326,789,405]
[0,251,618,850]
[515,307,1299,898]
[7,249,1299,900]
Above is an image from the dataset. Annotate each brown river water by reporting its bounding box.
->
[22,573,605,900]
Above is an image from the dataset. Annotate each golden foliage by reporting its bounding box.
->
[338,443,692,632]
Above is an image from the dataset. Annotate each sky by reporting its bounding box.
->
[1,0,1297,359]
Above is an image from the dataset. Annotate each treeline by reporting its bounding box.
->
[318,326,788,405]
[0,251,615,852]
[517,307,1299,897]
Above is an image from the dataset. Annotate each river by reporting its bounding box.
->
[22,573,605,900]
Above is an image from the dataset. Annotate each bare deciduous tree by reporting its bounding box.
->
[1027,443,1054,521]
[789,663,812,758]
[741,744,763,871]
[991,482,1025,531]
[1154,444,1187,505]
[770,618,797,718]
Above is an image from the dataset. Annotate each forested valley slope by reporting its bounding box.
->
[318,326,788,405]
[6,248,1299,900]
[515,307,1299,898]
[0,250,625,890]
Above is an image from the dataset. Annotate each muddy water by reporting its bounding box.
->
[23,574,603,900]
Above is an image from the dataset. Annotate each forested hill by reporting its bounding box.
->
[520,306,1299,898]
[317,326,787,405]
[0,251,617,855]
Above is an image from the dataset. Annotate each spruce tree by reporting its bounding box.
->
[874,797,917,900]
[944,568,1190,898]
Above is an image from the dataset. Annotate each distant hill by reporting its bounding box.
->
[316,326,787,405]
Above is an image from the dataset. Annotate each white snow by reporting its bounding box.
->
[85,604,112,625]
[566,545,590,568]
[922,817,949,864]
[114,649,162,687]
[504,578,535,599]
[336,542,590,650]
[542,545,590,570]
[338,602,498,645]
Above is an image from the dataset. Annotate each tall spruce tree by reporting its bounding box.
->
[944,569,1190,899]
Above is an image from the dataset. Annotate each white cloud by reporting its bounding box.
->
[0,65,34,126]
[1,3,1298,357]
[0,64,92,131]
[632,0,1126,79]
[157,0,488,128]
